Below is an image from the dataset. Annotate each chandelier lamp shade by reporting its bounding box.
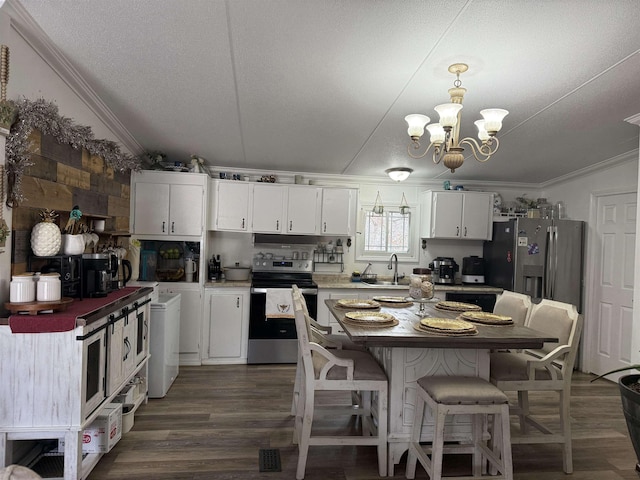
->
[404,63,508,173]
[386,167,413,182]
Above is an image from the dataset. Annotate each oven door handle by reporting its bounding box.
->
[251,287,318,296]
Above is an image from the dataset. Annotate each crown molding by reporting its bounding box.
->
[3,0,143,155]
[540,149,638,189]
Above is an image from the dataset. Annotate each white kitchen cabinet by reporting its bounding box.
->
[321,188,356,235]
[420,190,493,240]
[287,186,321,234]
[252,184,285,233]
[159,283,202,365]
[132,171,206,237]
[203,288,249,364]
[212,180,251,231]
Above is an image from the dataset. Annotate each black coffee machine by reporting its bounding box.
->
[82,253,111,297]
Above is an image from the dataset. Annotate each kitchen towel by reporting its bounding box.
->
[265,290,295,318]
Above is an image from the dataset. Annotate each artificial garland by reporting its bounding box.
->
[4,97,141,207]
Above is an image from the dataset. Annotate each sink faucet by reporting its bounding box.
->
[388,253,399,285]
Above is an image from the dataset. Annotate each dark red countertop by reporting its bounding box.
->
[6,287,153,334]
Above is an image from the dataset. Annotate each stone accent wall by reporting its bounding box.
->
[11,130,131,273]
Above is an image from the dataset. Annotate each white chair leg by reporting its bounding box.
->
[296,390,315,480]
[431,407,447,480]
[471,413,483,476]
[377,387,388,477]
[405,390,426,479]
[500,405,514,480]
[560,390,573,474]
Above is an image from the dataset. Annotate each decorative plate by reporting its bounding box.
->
[413,322,478,336]
[372,296,407,303]
[345,311,394,322]
[336,299,381,309]
[434,301,482,312]
[344,311,399,328]
[420,317,477,332]
[460,311,514,325]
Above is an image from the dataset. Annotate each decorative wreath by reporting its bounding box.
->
[4,97,141,207]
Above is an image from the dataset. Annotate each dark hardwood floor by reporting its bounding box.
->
[88,365,638,479]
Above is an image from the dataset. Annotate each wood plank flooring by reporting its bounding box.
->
[88,365,639,479]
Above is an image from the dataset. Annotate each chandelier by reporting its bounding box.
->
[404,63,508,173]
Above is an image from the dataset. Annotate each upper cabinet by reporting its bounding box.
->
[211,181,251,232]
[131,171,206,237]
[287,186,321,234]
[420,190,493,240]
[321,188,355,236]
[211,180,348,236]
[251,184,286,233]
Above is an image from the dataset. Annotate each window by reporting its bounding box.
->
[356,204,419,261]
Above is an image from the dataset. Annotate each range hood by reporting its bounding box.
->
[253,234,322,246]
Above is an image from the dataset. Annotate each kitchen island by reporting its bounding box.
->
[0,287,153,480]
[325,299,556,475]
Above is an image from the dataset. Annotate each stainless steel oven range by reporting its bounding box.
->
[248,256,317,364]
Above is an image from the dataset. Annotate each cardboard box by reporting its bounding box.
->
[82,403,122,453]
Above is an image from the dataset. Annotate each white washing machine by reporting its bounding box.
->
[149,293,181,398]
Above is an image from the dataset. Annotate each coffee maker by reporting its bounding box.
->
[429,257,459,284]
[82,253,111,297]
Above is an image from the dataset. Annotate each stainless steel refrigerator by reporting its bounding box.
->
[483,218,585,311]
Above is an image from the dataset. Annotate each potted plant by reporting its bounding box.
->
[593,366,640,472]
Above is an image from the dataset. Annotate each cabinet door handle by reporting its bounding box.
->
[324,222,327,233]
[276,220,279,230]
[456,226,460,237]
[171,221,175,233]
[242,218,245,229]
[464,226,467,237]
[289,220,293,231]
[162,221,166,233]
[236,297,240,308]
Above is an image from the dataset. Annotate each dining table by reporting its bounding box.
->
[325,298,558,475]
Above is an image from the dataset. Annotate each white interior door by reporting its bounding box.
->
[590,192,636,379]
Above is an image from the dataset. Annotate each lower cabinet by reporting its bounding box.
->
[159,283,202,366]
[202,288,250,364]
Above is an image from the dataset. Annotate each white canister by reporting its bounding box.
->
[10,274,36,303]
[37,272,62,302]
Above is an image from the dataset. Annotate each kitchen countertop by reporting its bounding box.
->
[313,274,502,293]
[203,275,501,294]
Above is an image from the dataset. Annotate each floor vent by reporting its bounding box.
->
[259,448,282,472]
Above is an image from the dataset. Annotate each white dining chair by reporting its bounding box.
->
[291,289,388,479]
[290,285,365,416]
[490,299,583,474]
[493,290,532,326]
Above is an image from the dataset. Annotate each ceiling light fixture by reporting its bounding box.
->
[386,167,413,182]
[404,63,508,173]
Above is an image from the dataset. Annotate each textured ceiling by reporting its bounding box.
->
[13,0,640,184]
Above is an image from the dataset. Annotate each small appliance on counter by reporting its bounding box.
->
[82,253,111,297]
[428,257,458,284]
[461,256,485,284]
